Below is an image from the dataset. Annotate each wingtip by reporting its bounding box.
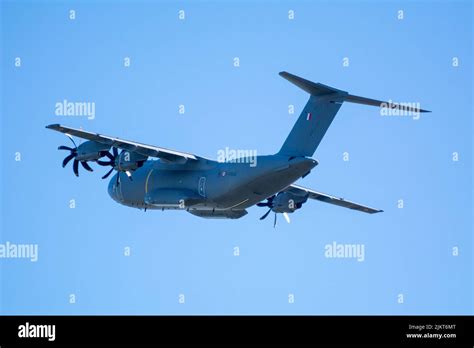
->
[46,123,60,129]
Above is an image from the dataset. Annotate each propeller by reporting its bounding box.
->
[58,134,94,177]
[256,195,275,208]
[258,195,275,222]
[257,195,291,228]
[97,147,135,186]
[97,147,118,177]
[270,211,290,228]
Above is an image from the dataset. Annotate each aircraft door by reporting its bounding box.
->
[198,176,206,197]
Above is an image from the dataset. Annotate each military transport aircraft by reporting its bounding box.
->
[46,72,429,226]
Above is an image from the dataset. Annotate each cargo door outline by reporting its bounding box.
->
[198,176,206,197]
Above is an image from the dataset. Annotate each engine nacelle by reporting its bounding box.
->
[116,151,148,171]
[75,141,111,161]
[271,191,308,213]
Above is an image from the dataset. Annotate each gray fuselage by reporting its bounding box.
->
[108,155,317,214]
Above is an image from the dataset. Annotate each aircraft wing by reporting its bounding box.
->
[285,184,383,214]
[46,124,198,162]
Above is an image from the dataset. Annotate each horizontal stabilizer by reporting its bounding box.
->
[279,71,430,113]
[345,94,431,113]
[279,71,347,96]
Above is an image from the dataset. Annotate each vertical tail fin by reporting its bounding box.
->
[278,72,347,157]
[278,71,430,157]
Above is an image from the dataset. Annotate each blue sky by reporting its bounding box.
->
[1,0,472,314]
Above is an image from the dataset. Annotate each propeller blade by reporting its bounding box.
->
[58,145,74,151]
[81,161,94,172]
[273,213,277,228]
[97,160,113,166]
[113,147,118,157]
[105,152,115,161]
[257,195,276,208]
[73,159,79,177]
[260,208,272,220]
[62,153,75,167]
[125,171,133,181]
[65,133,77,148]
[256,202,270,207]
[102,167,114,179]
[283,212,291,224]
